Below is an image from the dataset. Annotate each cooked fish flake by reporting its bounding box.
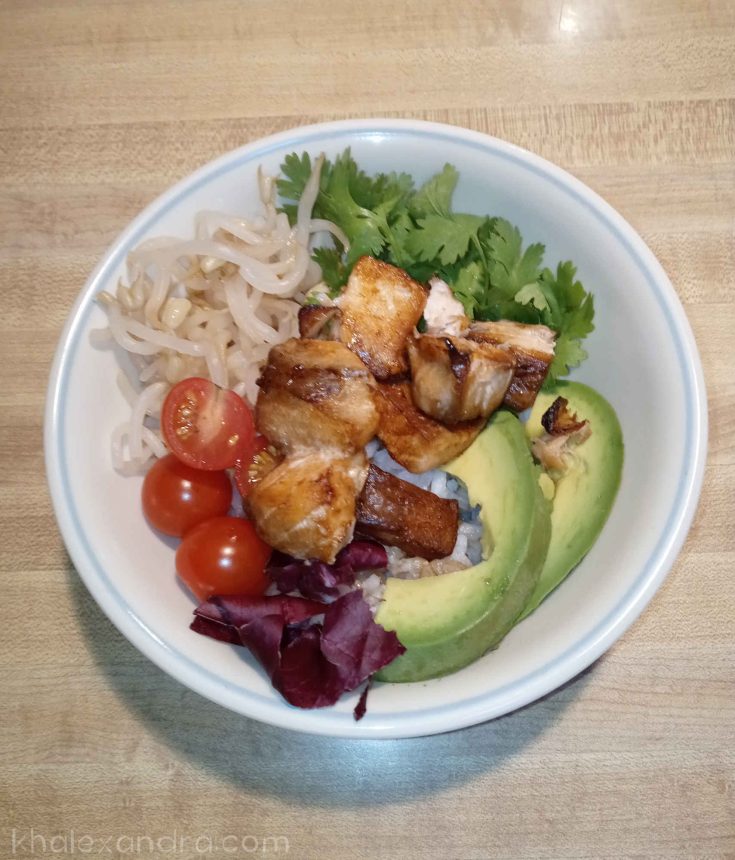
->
[255,337,379,453]
[467,320,556,412]
[408,334,514,424]
[248,450,369,563]
[338,256,428,380]
[375,381,484,473]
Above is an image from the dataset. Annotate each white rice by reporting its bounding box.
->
[358,572,386,612]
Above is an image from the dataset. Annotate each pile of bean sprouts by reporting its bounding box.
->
[94,155,345,475]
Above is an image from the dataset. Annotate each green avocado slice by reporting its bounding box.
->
[519,381,624,620]
[375,410,551,683]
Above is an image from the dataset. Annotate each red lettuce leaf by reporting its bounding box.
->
[266,556,350,600]
[274,592,405,709]
[266,540,388,601]
[192,594,325,676]
[353,679,371,721]
[321,590,405,689]
[190,588,404,716]
[190,615,241,645]
[335,540,388,572]
[193,593,324,628]
[273,625,346,708]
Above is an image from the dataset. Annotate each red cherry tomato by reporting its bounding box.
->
[161,377,255,471]
[234,434,270,499]
[141,454,232,537]
[175,516,271,601]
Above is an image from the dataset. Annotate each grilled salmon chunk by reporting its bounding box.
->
[298,306,342,340]
[255,338,379,453]
[467,321,556,412]
[248,450,369,563]
[375,381,484,473]
[338,256,428,380]
[356,464,459,560]
[408,334,514,424]
[531,395,591,472]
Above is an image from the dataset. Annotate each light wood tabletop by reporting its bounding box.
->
[1,1,733,858]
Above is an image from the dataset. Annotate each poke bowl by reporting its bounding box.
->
[45,119,706,738]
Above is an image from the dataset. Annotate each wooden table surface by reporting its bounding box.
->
[2,1,733,858]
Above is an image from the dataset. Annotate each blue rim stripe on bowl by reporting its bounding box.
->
[45,120,707,737]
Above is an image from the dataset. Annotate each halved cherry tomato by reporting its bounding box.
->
[161,377,255,471]
[141,454,232,537]
[175,516,271,601]
[233,434,270,499]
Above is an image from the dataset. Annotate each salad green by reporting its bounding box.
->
[277,150,595,386]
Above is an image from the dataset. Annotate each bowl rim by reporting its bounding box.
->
[44,118,708,738]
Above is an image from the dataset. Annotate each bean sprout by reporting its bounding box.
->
[96,156,338,473]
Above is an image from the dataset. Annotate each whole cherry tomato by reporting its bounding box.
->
[175,516,271,601]
[141,454,232,537]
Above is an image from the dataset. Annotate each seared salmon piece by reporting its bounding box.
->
[255,338,378,453]
[356,465,459,560]
[531,396,591,472]
[297,306,341,340]
[338,256,428,380]
[423,277,469,336]
[408,334,514,424]
[248,450,369,563]
[375,381,484,473]
[467,320,556,412]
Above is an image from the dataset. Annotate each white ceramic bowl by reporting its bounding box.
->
[45,120,707,738]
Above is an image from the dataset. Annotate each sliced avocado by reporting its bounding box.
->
[375,411,551,683]
[519,381,623,620]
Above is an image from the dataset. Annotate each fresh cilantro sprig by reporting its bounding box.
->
[311,247,348,297]
[277,149,595,385]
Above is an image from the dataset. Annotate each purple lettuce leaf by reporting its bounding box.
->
[334,540,388,572]
[190,615,242,645]
[273,625,346,709]
[192,594,325,676]
[193,593,325,628]
[191,588,404,716]
[266,554,350,600]
[353,679,371,721]
[266,540,388,601]
[273,592,405,709]
[321,590,405,689]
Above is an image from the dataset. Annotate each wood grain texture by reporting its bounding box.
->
[1,1,733,858]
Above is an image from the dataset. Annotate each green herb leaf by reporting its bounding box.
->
[276,152,314,202]
[369,172,415,215]
[311,247,348,297]
[514,283,550,312]
[547,334,588,384]
[409,164,459,218]
[346,224,386,266]
[452,261,485,317]
[383,210,415,270]
[317,152,387,261]
[406,213,484,266]
[538,262,595,385]
[485,219,545,299]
